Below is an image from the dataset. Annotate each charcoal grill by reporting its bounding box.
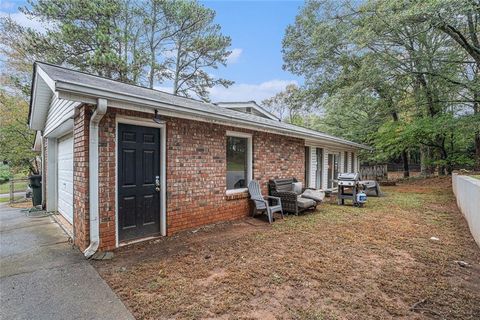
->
[337,173,365,206]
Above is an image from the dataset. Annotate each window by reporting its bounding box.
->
[226,132,252,192]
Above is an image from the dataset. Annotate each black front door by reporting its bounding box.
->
[118,123,161,241]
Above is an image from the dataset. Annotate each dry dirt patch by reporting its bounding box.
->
[93,177,480,319]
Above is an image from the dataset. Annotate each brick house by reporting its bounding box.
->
[29,62,368,257]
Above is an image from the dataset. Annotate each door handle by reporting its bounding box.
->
[155,176,160,192]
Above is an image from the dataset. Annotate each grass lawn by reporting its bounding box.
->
[93,177,480,319]
[0,195,25,203]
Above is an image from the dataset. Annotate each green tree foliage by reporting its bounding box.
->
[0,164,12,183]
[0,0,233,173]
[167,1,232,101]
[0,91,39,175]
[261,84,314,125]
[282,0,480,174]
[0,0,232,101]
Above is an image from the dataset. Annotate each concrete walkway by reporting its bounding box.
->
[0,204,134,320]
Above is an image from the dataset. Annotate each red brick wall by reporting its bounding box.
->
[166,117,250,233]
[167,118,305,233]
[73,105,91,251]
[73,106,305,251]
[253,132,305,194]
[97,112,117,250]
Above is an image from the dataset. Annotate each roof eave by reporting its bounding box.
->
[28,63,38,129]
[215,101,279,121]
[54,79,368,150]
[29,63,57,131]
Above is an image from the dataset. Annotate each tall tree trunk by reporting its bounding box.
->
[148,44,156,88]
[148,1,158,89]
[391,111,410,178]
[436,135,448,176]
[474,93,480,171]
[416,73,437,117]
[438,147,448,176]
[420,146,435,176]
[173,40,182,95]
[420,145,427,176]
[475,131,480,171]
[438,18,480,170]
[402,150,410,178]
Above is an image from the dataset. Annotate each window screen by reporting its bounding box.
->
[226,136,248,189]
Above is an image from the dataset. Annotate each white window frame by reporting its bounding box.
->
[226,131,253,195]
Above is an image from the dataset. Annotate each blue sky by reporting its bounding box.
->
[0,0,304,102]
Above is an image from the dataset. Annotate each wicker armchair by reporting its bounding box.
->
[268,178,317,215]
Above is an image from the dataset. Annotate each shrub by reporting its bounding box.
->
[0,163,12,183]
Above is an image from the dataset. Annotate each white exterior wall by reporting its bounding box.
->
[452,174,480,248]
[353,152,359,173]
[309,147,317,188]
[306,146,360,190]
[44,96,80,136]
[340,152,345,174]
[322,148,329,190]
[347,152,353,173]
[351,152,354,172]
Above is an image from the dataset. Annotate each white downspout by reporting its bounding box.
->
[83,98,107,258]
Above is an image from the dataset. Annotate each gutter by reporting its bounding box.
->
[83,98,107,258]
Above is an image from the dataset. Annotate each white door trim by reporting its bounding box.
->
[46,137,58,212]
[56,133,74,224]
[115,115,167,248]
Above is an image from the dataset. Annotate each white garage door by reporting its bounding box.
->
[57,134,74,224]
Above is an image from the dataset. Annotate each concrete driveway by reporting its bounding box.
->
[0,204,134,320]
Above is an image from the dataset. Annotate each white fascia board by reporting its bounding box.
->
[55,80,370,150]
[305,139,366,152]
[29,74,39,130]
[37,65,56,91]
[30,65,56,130]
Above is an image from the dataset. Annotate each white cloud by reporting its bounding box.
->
[154,79,297,103]
[209,79,298,103]
[226,48,242,64]
[153,85,173,94]
[0,11,48,32]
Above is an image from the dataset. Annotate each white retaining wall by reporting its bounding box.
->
[452,173,480,247]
